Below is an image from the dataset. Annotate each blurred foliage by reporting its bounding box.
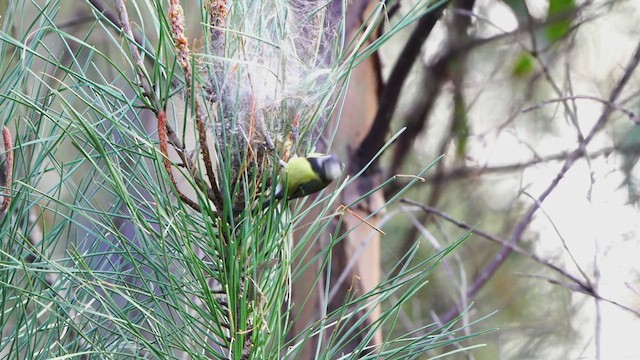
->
[511,51,536,78]
[546,0,576,43]
[619,124,640,205]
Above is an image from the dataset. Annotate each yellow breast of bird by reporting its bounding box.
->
[283,157,313,193]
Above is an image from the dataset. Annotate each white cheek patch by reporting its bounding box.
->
[325,160,343,181]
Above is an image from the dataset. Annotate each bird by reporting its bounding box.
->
[262,153,343,208]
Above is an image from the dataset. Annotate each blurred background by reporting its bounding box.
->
[373,0,640,358]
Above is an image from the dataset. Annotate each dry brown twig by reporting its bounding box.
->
[158,111,201,211]
[114,0,225,212]
[338,204,386,236]
[168,0,223,208]
[0,126,13,214]
[114,0,154,106]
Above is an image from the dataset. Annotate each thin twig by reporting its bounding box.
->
[400,199,590,291]
[401,199,640,319]
[87,0,156,67]
[594,240,602,360]
[194,95,224,206]
[524,273,640,318]
[112,0,186,155]
[114,0,188,183]
[338,204,386,235]
[0,127,13,213]
[387,4,587,179]
[168,0,223,207]
[433,39,640,323]
[116,0,223,211]
[115,0,155,107]
[391,143,640,187]
[158,111,201,212]
[523,95,640,124]
[522,191,591,286]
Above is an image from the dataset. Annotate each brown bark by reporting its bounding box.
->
[290,1,384,357]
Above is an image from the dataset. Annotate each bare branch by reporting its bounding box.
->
[114,0,224,211]
[0,127,13,214]
[387,3,591,178]
[399,199,590,290]
[114,0,155,106]
[422,143,640,183]
[87,0,157,65]
[158,111,202,212]
[522,191,592,287]
[523,95,640,125]
[401,199,640,319]
[351,0,449,175]
[168,0,223,208]
[430,38,640,321]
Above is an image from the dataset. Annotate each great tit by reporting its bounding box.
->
[263,153,342,207]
